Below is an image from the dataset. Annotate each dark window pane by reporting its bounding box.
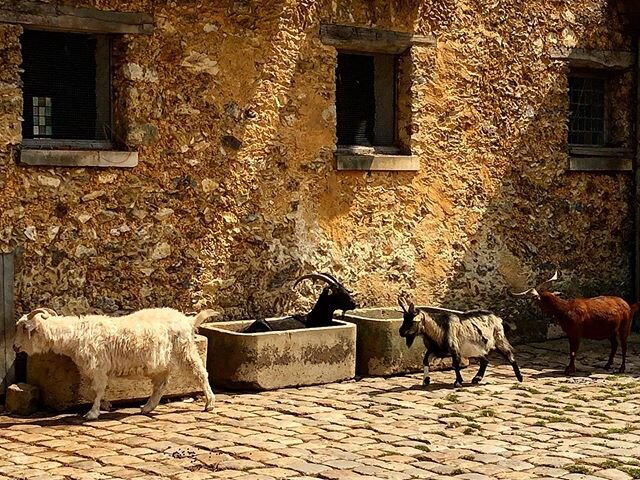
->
[568,75,605,146]
[336,53,376,146]
[21,30,107,141]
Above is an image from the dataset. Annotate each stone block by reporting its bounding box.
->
[26,335,208,411]
[199,318,356,390]
[5,383,40,416]
[341,307,469,376]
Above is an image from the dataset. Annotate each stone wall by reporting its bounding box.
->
[0,0,635,341]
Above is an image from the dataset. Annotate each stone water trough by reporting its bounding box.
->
[26,335,209,411]
[340,307,467,376]
[199,317,356,390]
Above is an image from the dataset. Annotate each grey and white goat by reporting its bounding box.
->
[397,296,523,387]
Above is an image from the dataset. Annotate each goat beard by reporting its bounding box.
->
[405,335,416,347]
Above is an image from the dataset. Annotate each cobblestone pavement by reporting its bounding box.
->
[2,337,640,480]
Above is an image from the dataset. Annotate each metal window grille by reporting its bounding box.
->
[31,96,52,137]
[568,75,606,146]
[21,30,110,142]
[336,53,395,147]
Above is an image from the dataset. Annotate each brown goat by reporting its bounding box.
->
[512,271,639,375]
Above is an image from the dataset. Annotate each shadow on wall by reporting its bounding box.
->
[426,1,635,341]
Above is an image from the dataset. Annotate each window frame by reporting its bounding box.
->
[322,24,436,171]
[335,50,398,150]
[550,47,634,172]
[567,69,609,148]
[20,29,115,151]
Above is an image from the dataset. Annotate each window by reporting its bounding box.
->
[21,30,112,148]
[321,24,434,171]
[568,73,606,146]
[336,52,395,148]
[566,67,633,171]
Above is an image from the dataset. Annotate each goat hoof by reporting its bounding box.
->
[83,411,100,421]
[564,367,576,376]
[453,381,463,388]
[140,405,156,414]
[422,378,431,386]
[516,374,524,383]
[471,376,482,384]
[617,366,626,374]
[604,363,613,370]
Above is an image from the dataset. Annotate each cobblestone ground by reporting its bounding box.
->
[2,337,640,480]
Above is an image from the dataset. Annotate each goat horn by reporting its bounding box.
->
[509,288,538,297]
[293,273,339,289]
[397,295,410,312]
[536,270,559,290]
[27,307,57,319]
[321,272,341,284]
[320,272,352,292]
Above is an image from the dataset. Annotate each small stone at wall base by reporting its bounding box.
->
[5,383,40,416]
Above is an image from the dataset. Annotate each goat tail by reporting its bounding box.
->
[194,309,221,328]
[630,302,640,317]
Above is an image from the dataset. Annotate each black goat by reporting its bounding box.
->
[244,318,273,333]
[244,272,358,333]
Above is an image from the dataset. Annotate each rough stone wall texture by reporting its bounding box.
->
[0,0,635,341]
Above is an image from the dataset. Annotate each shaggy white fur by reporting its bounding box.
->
[14,307,217,420]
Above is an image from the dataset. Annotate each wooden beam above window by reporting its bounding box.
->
[0,1,153,35]
[320,24,435,54]
[551,48,633,70]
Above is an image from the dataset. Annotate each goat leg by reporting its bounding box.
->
[511,361,523,382]
[471,358,489,384]
[422,351,431,386]
[141,373,169,414]
[564,337,580,375]
[604,335,618,370]
[451,355,464,388]
[84,372,108,421]
[184,346,216,410]
[495,342,524,383]
[619,334,627,373]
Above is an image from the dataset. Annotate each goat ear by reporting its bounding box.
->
[26,322,38,338]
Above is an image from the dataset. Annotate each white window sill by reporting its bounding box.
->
[20,149,138,168]
[335,148,418,171]
[568,146,632,172]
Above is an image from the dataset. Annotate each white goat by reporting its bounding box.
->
[398,296,523,387]
[13,307,216,420]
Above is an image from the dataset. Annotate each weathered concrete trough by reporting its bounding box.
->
[26,335,209,411]
[199,317,356,390]
[340,307,467,376]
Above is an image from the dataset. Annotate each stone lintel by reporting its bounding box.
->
[0,1,153,35]
[551,47,633,70]
[321,24,436,54]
